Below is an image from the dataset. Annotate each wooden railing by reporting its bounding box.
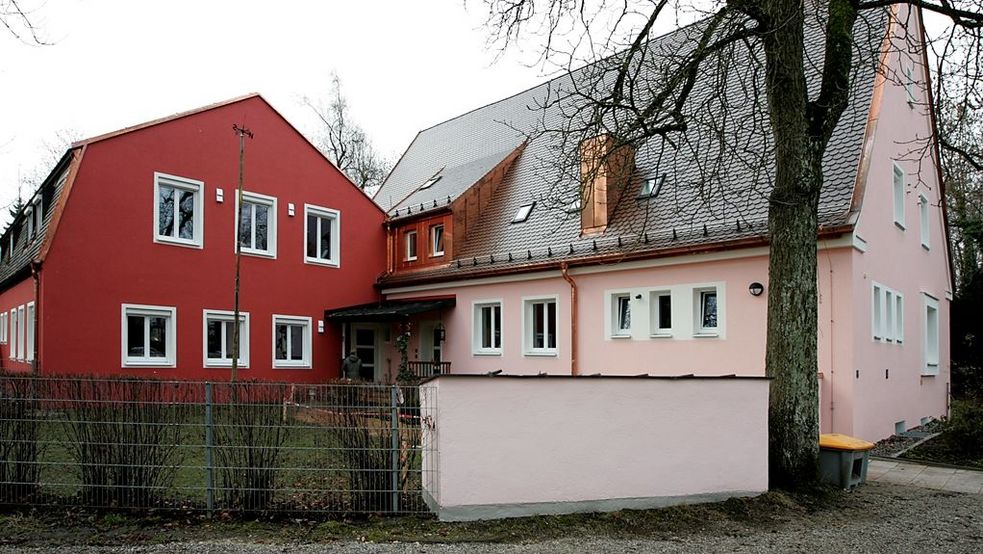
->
[406,361,450,379]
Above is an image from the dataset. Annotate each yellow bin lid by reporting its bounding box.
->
[820,433,875,452]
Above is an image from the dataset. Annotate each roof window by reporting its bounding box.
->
[512,202,536,223]
[639,174,666,198]
[420,175,441,190]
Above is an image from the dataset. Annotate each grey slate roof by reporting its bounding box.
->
[375,8,889,287]
[0,150,74,292]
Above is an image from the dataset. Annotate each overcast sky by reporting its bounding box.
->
[0,0,555,224]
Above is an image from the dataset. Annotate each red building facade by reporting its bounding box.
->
[0,95,386,381]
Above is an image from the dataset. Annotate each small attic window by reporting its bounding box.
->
[639,174,666,198]
[512,202,536,223]
[420,176,441,190]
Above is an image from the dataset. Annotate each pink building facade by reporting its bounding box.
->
[355,4,951,442]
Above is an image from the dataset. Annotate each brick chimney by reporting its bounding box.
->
[579,134,635,235]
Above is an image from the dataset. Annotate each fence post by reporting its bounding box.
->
[205,382,215,516]
[390,384,400,514]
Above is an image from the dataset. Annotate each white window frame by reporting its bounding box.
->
[153,172,205,249]
[694,287,719,336]
[8,309,16,359]
[121,303,177,368]
[923,294,940,376]
[610,292,632,338]
[235,191,277,258]
[512,202,535,224]
[872,282,904,345]
[0,312,7,344]
[203,309,250,368]
[405,230,418,261]
[472,300,503,356]
[522,295,558,356]
[430,224,445,257]
[25,302,34,362]
[16,305,24,361]
[650,290,672,337]
[272,314,312,368]
[919,193,930,250]
[892,163,906,229]
[303,204,341,268]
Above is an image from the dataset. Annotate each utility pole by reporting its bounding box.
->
[231,124,253,384]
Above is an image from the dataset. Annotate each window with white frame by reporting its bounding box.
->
[16,306,24,361]
[273,315,312,368]
[304,204,340,267]
[611,293,632,337]
[0,311,6,344]
[893,163,906,228]
[30,198,42,241]
[919,194,930,249]
[25,302,34,362]
[923,295,939,375]
[872,283,904,344]
[473,301,502,355]
[154,172,204,248]
[8,309,16,359]
[404,230,418,261]
[237,192,276,257]
[650,291,672,336]
[524,297,557,355]
[430,224,445,257]
[695,288,718,334]
[203,310,249,367]
[122,304,176,367]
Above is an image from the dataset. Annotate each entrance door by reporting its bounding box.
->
[351,325,378,381]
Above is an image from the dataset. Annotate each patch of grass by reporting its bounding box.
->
[0,487,852,547]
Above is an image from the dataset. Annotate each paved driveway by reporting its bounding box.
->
[869,458,983,493]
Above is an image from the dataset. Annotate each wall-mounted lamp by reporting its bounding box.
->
[748,282,765,296]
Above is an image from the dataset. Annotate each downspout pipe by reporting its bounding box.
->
[560,263,578,376]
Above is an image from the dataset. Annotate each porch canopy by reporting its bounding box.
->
[324,298,456,322]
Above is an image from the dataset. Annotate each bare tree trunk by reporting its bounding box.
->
[759,0,821,488]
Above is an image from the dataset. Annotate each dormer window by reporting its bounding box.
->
[639,175,665,198]
[430,224,445,257]
[405,230,418,261]
[512,202,535,223]
[421,176,441,190]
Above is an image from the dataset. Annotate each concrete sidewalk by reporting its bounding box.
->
[868,458,983,494]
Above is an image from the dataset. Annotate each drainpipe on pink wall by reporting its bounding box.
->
[560,263,579,376]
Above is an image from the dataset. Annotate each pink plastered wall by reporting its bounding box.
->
[387,248,853,382]
[421,376,769,520]
[848,4,951,441]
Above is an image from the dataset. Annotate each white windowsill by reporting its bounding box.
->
[524,350,558,357]
[406,256,418,262]
[273,361,311,369]
[123,359,176,368]
[694,331,719,338]
[650,332,673,338]
[154,235,202,249]
[304,257,339,268]
[473,350,503,357]
[432,252,445,258]
[240,248,276,259]
[205,360,250,368]
[611,333,631,339]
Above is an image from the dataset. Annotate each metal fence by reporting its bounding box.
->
[0,374,435,517]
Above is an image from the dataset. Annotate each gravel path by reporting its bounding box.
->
[1,482,980,553]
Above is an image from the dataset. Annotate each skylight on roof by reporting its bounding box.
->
[639,174,666,198]
[420,175,441,190]
[512,202,536,223]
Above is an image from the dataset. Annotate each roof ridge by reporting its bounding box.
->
[413,13,713,136]
[72,93,263,147]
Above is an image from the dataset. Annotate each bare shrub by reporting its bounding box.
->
[0,375,41,504]
[56,378,193,508]
[213,382,288,514]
